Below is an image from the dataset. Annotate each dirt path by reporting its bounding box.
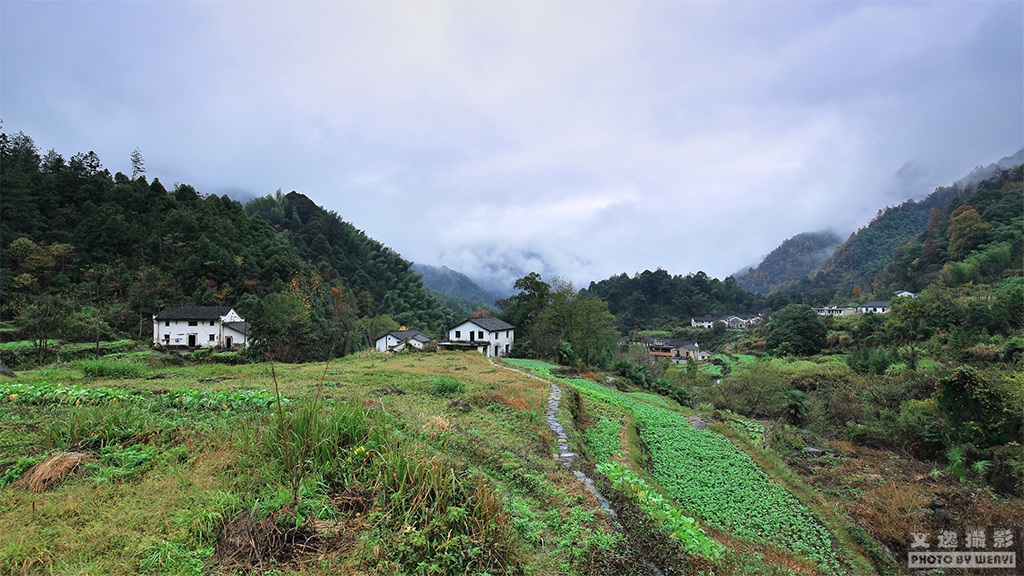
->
[491,359,616,518]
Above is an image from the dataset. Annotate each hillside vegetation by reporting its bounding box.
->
[583,269,767,332]
[734,231,842,295]
[1,132,456,361]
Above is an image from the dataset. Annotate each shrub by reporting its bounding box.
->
[845,347,894,375]
[430,376,465,397]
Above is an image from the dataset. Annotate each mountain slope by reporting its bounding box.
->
[245,191,457,334]
[878,165,1023,291]
[807,180,967,295]
[734,231,842,294]
[412,263,501,306]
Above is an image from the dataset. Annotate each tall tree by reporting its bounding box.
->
[130,148,146,180]
[765,304,827,356]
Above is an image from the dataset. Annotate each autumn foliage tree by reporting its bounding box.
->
[946,205,993,260]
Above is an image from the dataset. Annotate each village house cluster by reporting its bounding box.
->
[812,291,916,317]
[375,316,515,358]
[630,335,713,365]
[690,313,764,329]
[153,306,516,359]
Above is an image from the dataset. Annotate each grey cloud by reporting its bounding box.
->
[1,1,1020,290]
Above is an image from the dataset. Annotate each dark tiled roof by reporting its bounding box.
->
[462,317,514,332]
[155,306,234,320]
[692,316,719,322]
[224,322,249,335]
[860,301,890,308]
[380,329,431,343]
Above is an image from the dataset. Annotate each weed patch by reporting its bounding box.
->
[430,375,466,396]
[80,358,149,379]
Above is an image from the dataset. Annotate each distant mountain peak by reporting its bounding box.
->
[411,263,503,306]
[733,231,842,294]
[957,148,1024,187]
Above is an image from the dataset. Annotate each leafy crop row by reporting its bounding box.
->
[0,381,138,405]
[598,461,722,558]
[504,358,842,574]
[0,381,281,412]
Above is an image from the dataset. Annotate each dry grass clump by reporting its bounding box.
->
[424,414,453,439]
[479,390,531,411]
[13,452,93,493]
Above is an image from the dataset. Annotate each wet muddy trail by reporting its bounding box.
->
[495,359,673,576]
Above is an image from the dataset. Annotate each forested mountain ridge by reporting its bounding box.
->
[583,269,770,331]
[411,263,502,307]
[955,148,1024,187]
[810,187,962,295]
[244,191,457,334]
[734,153,1023,303]
[1,133,303,329]
[810,165,1022,298]
[733,231,842,295]
[877,164,1023,292]
[0,131,456,358]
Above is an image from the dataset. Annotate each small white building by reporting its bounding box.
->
[375,329,431,353]
[439,317,515,357]
[813,306,857,317]
[857,301,891,314]
[153,306,249,350]
[691,316,718,329]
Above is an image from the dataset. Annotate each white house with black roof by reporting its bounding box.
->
[375,329,432,353]
[857,301,891,314]
[153,306,249,350]
[439,317,515,357]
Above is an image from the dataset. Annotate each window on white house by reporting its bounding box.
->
[163,334,169,342]
[478,331,484,340]
[188,321,198,326]
[455,330,461,339]
[209,334,215,342]
[210,321,215,326]
[165,320,170,327]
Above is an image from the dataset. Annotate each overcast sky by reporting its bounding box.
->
[2,1,1021,291]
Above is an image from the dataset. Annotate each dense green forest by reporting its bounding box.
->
[878,165,1024,293]
[0,131,456,361]
[582,269,772,331]
[793,184,964,298]
[734,231,842,295]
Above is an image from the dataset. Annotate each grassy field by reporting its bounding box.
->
[2,351,651,575]
[5,349,1012,575]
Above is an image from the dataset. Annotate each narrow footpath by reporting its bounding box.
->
[490,358,616,518]
[493,358,675,576]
